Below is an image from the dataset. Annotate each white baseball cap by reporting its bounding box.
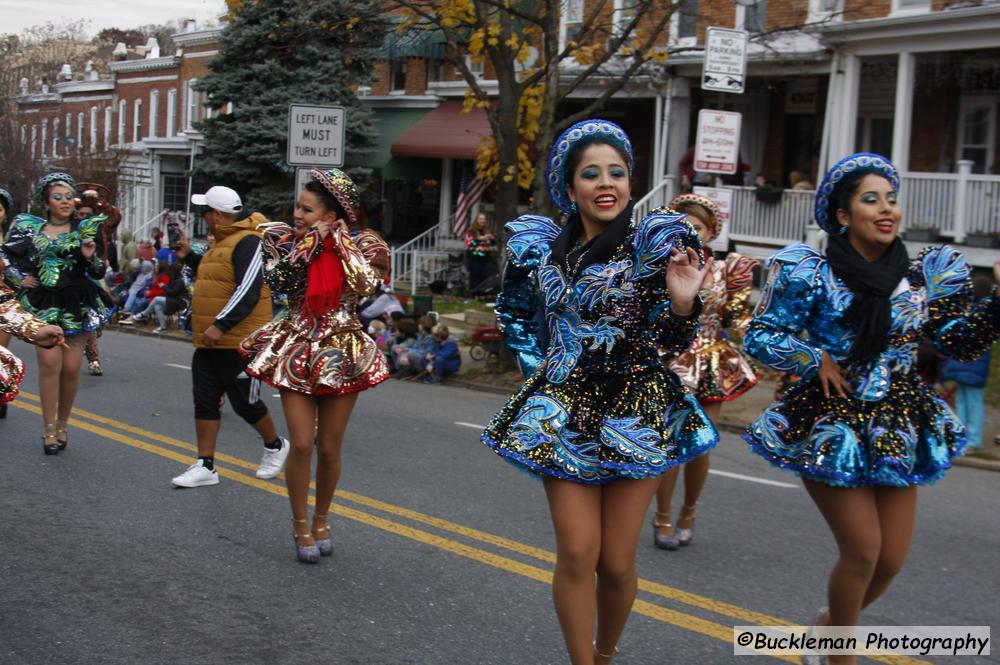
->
[191,186,243,213]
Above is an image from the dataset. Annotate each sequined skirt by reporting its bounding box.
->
[240,313,388,396]
[21,278,114,335]
[0,346,25,403]
[670,339,758,403]
[744,371,965,487]
[481,365,719,485]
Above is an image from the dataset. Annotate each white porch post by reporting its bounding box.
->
[438,158,453,237]
[836,54,862,160]
[891,52,915,173]
[651,94,663,191]
[953,159,973,244]
[818,52,840,172]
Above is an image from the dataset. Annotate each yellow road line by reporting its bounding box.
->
[10,396,930,665]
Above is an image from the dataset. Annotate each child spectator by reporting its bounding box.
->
[388,317,418,374]
[401,315,437,377]
[423,324,461,384]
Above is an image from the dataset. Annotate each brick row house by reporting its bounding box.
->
[15,26,220,239]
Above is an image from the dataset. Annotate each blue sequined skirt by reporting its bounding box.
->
[481,365,719,484]
[743,372,966,487]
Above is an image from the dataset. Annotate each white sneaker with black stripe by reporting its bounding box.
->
[172,459,220,488]
[256,437,290,479]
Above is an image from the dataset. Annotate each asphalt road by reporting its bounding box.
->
[0,330,996,665]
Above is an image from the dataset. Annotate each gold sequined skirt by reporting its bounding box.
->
[670,339,758,403]
[240,312,388,396]
[0,346,25,403]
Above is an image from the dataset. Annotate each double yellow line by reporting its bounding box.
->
[11,391,927,665]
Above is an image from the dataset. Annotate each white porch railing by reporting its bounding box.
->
[901,163,1000,240]
[633,176,677,222]
[390,221,463,294]
[131,210,168,247]
[727,186,814,246]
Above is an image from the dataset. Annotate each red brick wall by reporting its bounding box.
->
[371,61,391,95]
[766,0,809,31]
[405,57,427,95]
[843,0,891,21]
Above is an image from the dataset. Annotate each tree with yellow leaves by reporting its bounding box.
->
[389,0,684,224]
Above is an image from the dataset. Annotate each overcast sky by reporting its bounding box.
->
[0,0,227,37]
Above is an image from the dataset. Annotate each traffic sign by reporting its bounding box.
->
[287,104,346,167]
[694,109,742,175]
[702,27,748,94]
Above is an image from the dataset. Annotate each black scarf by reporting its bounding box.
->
[826,233,910,366]
[550,202,633,280]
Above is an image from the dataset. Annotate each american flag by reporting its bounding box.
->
[453,174,486,237]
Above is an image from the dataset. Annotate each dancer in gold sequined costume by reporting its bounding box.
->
[241,168,390,563]
[652,194,760,551]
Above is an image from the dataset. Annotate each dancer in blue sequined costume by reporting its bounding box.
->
[481,120,717,664]
[743,153,1000,665]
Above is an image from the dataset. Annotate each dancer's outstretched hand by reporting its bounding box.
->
[818,350,851,399]
[666,247,712,316]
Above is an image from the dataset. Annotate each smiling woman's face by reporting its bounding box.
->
[836,173,901,252]
[567,143,631,227]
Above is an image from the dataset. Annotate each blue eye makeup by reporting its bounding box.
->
[580,167,599,180]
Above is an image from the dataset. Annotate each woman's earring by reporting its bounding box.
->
[569,201,578,215]
[838,225,847,235]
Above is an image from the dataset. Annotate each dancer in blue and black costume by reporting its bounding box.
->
[481,120,717,664]
[1,173,114,454]
[743,153,1000,665]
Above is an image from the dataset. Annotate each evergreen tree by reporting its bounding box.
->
[195,0,388,217]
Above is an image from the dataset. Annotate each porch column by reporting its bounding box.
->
[891,52,915,173]
[953,159,973,244]
[835,54,861,161]
[438,157,453,236]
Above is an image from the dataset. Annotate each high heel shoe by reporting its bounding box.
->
[292,518,320,563]
[651,511,679,550]
[88,359,103,376]
[311,514,333,557]
[593,642,619,663]
[55,419,69,451]
[42,423,60,455]
[675,504,697,546]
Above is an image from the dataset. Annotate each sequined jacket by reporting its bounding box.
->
[497,211,703,383]
[746,244,1000,401]
[1,213,107,289]
[0,274,46,343]
[680,253,757,352]
[260,223,389,328]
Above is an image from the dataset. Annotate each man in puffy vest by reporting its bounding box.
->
[171,186,289,488]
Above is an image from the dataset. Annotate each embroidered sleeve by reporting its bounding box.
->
[337,229,388,297]
[1,216,39,284]
[259,221,320,295]
[722,253,759,340]
[79,214,108,279]
[642,273,703,360]
[496,259,546,379]
[922,246,1000,360]
[743,248,823,379]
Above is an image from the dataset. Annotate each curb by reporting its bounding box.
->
[107,323,191,343]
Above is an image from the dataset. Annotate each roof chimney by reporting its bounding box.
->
[59,64,72,81]
[144,37,160,59]
[113,42,128,60]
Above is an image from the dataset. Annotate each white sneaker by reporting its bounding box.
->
[256,437,290,479]
[172,460,220,487]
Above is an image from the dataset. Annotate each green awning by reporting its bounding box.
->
[377,29,446,60]
[364,107,435,169]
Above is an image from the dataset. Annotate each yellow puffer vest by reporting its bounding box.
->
[191,213,273,349]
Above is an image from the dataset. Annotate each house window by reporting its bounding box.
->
[613,0,638,37]
[560,0,584,51]
[957,97,997,174]
[892,0,930,12]
[745,0,767,33]
[808,0,842,22]
[678,0,698,40]
[390,60,407,92]
[90,107,98,150]
[77,112,84,149]
[186,79,199,129]
[463,55,484,80]
[118,100,126,146]
[104,107,112,150]
[148,90,159,138]
[31,125,37,159]
[40,119,47,157]
[65,113,73,150]
[166,89,177,137]
[52,117,60,156]
[133,100,143,142]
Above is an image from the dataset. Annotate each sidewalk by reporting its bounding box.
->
[106,318,1000,472]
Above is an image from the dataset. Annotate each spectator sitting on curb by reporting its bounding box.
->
[120,262,189,333]
[388,317,418,374]
[400,315,437,378]
[359,284,403,328]
[422,324,461,384]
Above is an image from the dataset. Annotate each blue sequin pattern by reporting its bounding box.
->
[743,244,1000,487]
[482,209,719,484]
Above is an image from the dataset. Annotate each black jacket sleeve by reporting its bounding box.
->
[212,235,264,332]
